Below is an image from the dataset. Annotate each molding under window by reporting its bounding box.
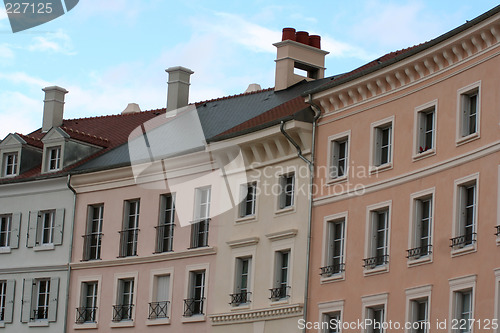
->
[226,237,260,248]
[265,229,298,241]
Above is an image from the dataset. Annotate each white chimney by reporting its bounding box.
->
[42,86,68,133]
[122,103,141,114]
[245,83,262,93]
[165,66,194,112]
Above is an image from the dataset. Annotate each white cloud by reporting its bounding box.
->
[0,91,40,138]
[321,36,378,61]
[0,72,50,87]
[0,44,14,59]
[27,30,76,55]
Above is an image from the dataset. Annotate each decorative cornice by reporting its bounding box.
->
[71,246,216,270]
[265,228,298,241]
[209,303,303,326]
[0,264,69,274]
[226,237,260,248]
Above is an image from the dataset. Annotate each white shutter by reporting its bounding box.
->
[27,211,38,248]
[21,278,33,322]
[10,213,21,249]
[156,275,170,302]
[4,280,15,323]
[53,209,65,245]
[274,253,282,288]
[414,201,423,247]
[48,277,59,322]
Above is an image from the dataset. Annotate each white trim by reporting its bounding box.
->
[182,263,209,323]
[448,275,476,333]
[109,271,138,328]
[405,285,432,333]
[361,293,388,333]
[407,188,435,267]
[229,244,257,311]
[326,130,351,183]
[369,116,395,173]
[364,201,392,276]
[497,166,500,246]
[73,275,102,329]
[494,268,500,333]
[413,99,438,160]
[318,300,344,333]
[456,81,481,145]
[145,267,174,326]
[321,212,348,283]
[269,238,295,305]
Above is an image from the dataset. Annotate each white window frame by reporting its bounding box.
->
[278,173,295,210]
[2,152,18,177]
[229,243,256,310]
[0,214,11,248]
[327,130,351,182]
[494,269,500,333]
[156,193,175,253]
[449,275,476,333]
[318,300,344,333]
[413,100,437,160]
[361,293,388,333]
[456,81,481,145]
[110,272,138,328]
[452,174,479,256]
[84,204,104,261]
[120,199,140,257]
[364,201,392,275]
[74,275,101,329]
[146,268,173,326]
[370,116,394,172]
[405,285,432,333]
[182,263,209,323]
[321,212,348,282]
[407,188,435,266]
[239,182,258,219]
[46,146,62,172]
[231,256,252,307]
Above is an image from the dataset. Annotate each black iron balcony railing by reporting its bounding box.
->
[75,307,97,324]
[189,219,210,249]
[118,228,139,257]
[406,245,432,259]
[148,301,169,319]
[269,285,290,301]
[319,263,345,276]
[154,224,175,253]
[183,298,205,317]
[363,254,389,268]
[112,304,134,322]
[31,309,48,321]
[82,233,103,261]
[495,226,500,236]
[229,291,251,306]
[450,232,477,248]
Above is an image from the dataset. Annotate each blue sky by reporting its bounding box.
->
[0,0,499,138]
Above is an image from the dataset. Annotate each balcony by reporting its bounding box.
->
[269,286,290,301]
[319,263,345,276]
[112,304,133,322]
[31,309,48,321]
[75,307,97,324]
[148,301,169,319]
[450,233,477,248]
[82,233,103,261]
[154,224,174,253]
[229,291,251,306]
[363,254,389,268]
[183,298,205,317]
[118,228,139,257]
[406,245,432,259]
[189,219,210,249]
[495,225,500,236]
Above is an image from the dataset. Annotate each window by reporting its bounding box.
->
[27,209,65,248]
[76,281,98,324]
[155,194,175,253]
[40,211,55,245]
[406,285,432,333]
[83,205,103,261]
[119,200,140,257]
[190,188,210,248]
[330,133,349,179]
[270,250,290,301]
[0,280,14,323]
[408,192,433,260]
[47,146,61,171]
[416,106,435,154]
[451,177,477,250]
[279,174,295,209]
[449,275,476,333]
[21,277,59,323]
[231,257,251,306]
[460,89,479,138]
[318,300,344,333]
[0,215,11,248]
[2,152,18,177]
[366,306,385,333]
[321,218,345,277]
[149,275,170,319]
[113,279,134,322]
[364,205,390,270]
[0,281,5,322]
[184,270,205,317]
[239,182,257,218]
[372,118,393,168]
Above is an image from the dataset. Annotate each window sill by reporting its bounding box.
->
[320,272,345,284]
[274,206,295,216]
[28,320,49,327]
[412,149,436,161]
[109,320,134,328]
[74,322,98,330]
[269,299,290,306]
[231,304,251,311]
[181,315,206,323]
[145,318,170,326]
[363,265,389,276]
[326,175,347,186]
[407,255,432,267]
[235,215,257,224]
[0,247,11,254]
[0,322,5,328]
[33,244,55,251]
[369,163,393,175]
[451,244,477,257]
[456,132,479,146]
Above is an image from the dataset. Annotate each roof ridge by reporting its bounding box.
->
[194,86,274,105]
[64,107,167,122]
[61,126,110,143]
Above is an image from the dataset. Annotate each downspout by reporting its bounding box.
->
[279,95,321,333]
[65,174,77,333]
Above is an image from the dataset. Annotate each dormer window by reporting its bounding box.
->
[48,146,61,171]
[3,152,18,177]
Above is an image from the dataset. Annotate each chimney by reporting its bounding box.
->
[42,86,68,133]
[274,28,329,91]
[122,103,141,114]
[165,66,194,112]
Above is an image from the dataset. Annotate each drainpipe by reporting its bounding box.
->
[279,95,321,333]
[64,174,77,333]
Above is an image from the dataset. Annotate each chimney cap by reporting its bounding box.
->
[245,83,262,93]
[165,66,194,74]
[42,86,69,94]
[122,103,141,114]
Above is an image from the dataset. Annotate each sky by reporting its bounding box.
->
[0,0,499,139]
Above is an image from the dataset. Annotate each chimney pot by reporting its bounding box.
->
[165,66,194,112]
[295,31,309,44]
[282,27,296,41]
[122,103,141,114]
[41,86,68,133]
[309,35,321,49]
